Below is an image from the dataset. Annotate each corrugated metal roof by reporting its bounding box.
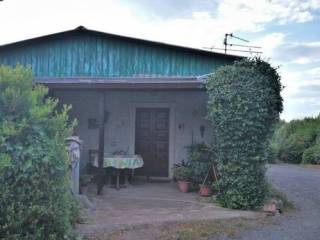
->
[0,26,242,59]
[0,26,241,80]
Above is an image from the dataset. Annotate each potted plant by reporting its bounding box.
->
[173,165,192,193]
[187,143,216,197]
[199,167,213,197]
[198,163,219,197]
[199,184,212,197]
[80,174,93,194]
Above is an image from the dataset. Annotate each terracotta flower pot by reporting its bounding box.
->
[80,185,88,194]
[199,184,212,197]
[177,180,191,193]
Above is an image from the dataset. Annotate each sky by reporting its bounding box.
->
[0,0,319,121]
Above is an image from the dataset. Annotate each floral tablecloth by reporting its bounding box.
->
[93,155,144,169]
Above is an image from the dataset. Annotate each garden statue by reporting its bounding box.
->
[66,136,82,195]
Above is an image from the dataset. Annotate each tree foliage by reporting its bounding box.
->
[302,143,320,164]
[0,65,77,239]
[269,115,320,164]
[206,58,283,209]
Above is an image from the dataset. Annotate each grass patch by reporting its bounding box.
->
[196,195,217,204]
[302,164,320,169]
[85,218,264,240]
[157,218,256,240]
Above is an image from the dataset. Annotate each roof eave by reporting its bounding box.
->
[36,76,204,90]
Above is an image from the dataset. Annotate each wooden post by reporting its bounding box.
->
[97,91,105,195]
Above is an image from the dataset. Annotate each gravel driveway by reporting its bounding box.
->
[211,164,320,240]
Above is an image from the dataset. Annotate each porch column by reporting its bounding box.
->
[97,91,105,195]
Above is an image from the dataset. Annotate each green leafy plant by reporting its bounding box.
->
[206,58,283,209]
[0,65,78,239]
[187,143,215,185]
[173,165,192,181]
[80,174,93,186]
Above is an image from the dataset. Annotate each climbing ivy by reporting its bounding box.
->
[206,58,283,209]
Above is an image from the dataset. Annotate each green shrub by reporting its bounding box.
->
[206,58,283,209]
[278,133,313,164]
[187,143,215,185]
[302,144,320,164]
[0,65,77,239]
[268,116,320,164]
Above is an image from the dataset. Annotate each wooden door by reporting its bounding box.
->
[135,108,169,177]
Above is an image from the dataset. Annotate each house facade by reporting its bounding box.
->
[0,26,239,180]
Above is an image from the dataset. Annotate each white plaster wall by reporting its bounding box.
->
[54,90,213,177]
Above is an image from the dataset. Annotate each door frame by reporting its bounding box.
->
[129,102,176,178]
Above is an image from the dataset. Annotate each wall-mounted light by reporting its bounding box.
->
[178,123,185,131]
[200,125,205,138]
[88,111,109,129]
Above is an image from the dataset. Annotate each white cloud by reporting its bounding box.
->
[254,33,285,58]
[271,40,320,66]
[280,66,320,120]
[306,67,320,75]
[0,0,319,120]
[1,0,319,49]
[304,41,320,47]
[282,97,320,120]
[192,11,211,19]
[291,57,313,65]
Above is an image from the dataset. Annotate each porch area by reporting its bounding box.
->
[52,87,214,193]
[76,180,260,238]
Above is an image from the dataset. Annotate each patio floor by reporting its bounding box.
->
[76,180,261,237]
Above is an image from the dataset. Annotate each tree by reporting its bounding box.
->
[0,65,77,239]
[206,58,283,209]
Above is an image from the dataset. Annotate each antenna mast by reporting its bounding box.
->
[223,33,262,55]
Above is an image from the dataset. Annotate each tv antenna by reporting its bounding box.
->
[203,33,262,55]
[223,33,262,54]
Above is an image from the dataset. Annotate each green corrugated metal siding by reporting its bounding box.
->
[0,32,234,78]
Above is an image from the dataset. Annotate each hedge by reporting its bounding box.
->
[206,58,283,209]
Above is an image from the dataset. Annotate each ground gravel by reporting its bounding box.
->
[211,164,320,240]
